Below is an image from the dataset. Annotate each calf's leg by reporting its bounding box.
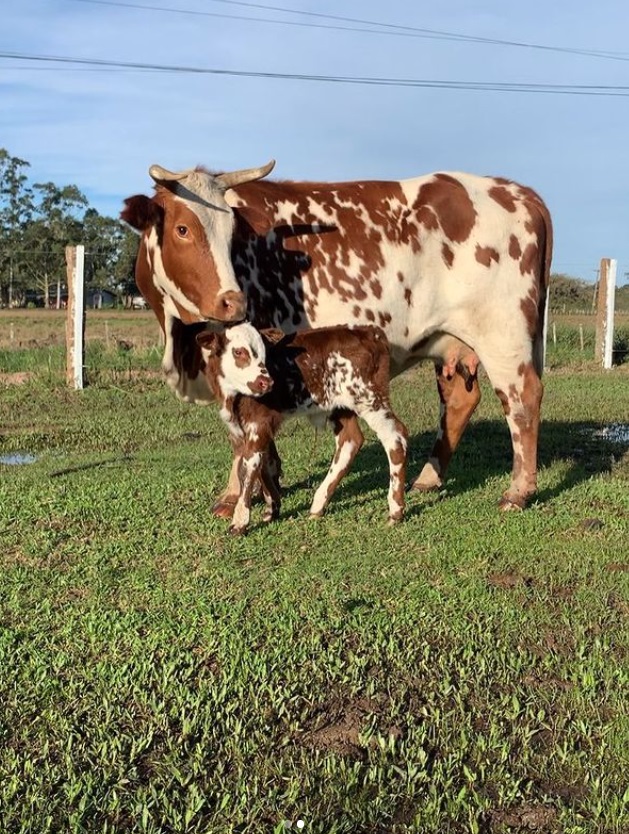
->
[213,439,282,519]
[361,406,408,523]
[230,446,265,535]
[309,411,364,517]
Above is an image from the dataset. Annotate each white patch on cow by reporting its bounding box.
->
[173,174,242,300]
[147,228,204,319]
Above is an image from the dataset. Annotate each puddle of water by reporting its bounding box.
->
[0,453,38,466]
[592,424,629,444]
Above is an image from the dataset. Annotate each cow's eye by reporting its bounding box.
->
[176,225,189,238]
[233,348,246,358]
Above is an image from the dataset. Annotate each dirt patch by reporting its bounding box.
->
[298,695,381,756]
[489,803,558,831]
[487,571,533,590]
[0,372,33,385]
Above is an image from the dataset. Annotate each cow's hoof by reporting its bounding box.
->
[387,513,403,526]
[309,511,325,520]
[212,500,236,519]
[498,495,526,512]
[228,525,247,536]
[408,478,442,493]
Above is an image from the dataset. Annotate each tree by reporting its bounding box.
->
[82,208,139,304]
[20,182,87,308]
[0,149,34,305]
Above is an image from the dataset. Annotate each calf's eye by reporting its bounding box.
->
[176,225,189,238]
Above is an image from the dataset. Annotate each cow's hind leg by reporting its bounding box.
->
[411,361,481,493]
[310,411,363,518]
[483,357,544,510]
[360,407,409,524]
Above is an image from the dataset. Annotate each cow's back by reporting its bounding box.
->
[229,173,552,375]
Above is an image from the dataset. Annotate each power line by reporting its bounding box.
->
[3,50,629,96]
[69,0,629,62]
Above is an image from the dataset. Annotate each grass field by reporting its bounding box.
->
[1,310,628,833]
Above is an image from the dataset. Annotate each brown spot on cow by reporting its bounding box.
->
[378,312,392,329]
[489,185,518,213]
[520,242,539,276]
[397,271,405,283]
[416,175,477,243]
[495,388,510,415]
[365,309,375,323]
[509,234,522,260]
[404,287,412,306]
[475,245,500,268]
[352,305,361,318]
[442,243,454,268]
[520,290,539,337]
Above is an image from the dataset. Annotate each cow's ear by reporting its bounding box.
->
[120,195,161,231]
[234,205,274,237]
[261,328,285,345]
[196,331,222,356]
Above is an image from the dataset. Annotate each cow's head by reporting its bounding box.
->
[196,323,273,397]
[121,160,275,324]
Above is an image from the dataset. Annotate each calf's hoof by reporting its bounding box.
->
[387,513,403,526]
[228,524,248,536]
[212,499,237,519]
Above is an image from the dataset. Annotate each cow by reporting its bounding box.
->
[121,160,552,514]
[195,322,408,534]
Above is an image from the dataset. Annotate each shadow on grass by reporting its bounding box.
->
[280,418,629,515]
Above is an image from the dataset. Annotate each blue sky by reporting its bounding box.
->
[2,0,629,283]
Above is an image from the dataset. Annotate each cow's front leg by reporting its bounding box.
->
[411,361,481,493]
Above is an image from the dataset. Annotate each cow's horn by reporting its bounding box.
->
[148,164,192,184]
[215,160,275,191]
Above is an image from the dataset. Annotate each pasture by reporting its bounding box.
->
[1,310,628,833]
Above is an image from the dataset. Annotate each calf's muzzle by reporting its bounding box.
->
[250,373,273,395]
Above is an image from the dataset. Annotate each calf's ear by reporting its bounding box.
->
[196,331,222,356]
[260,328,285,345]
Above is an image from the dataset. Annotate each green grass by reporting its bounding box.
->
[1,362,628,833]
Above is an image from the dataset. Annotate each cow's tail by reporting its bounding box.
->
[533,199,554,378]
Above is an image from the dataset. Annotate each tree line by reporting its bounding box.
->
[0,148,139,309]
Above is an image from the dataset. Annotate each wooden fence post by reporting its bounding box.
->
[65,245,85,389]
[594,258,617,369]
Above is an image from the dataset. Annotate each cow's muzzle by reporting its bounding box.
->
[202,290,247,323]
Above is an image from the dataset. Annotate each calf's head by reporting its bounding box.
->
[196,323,273,397]
[121,160,275,324]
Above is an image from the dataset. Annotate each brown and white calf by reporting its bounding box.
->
[196,322,408,535]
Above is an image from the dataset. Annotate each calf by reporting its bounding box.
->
[196,323,408,535]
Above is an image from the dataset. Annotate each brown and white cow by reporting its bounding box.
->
[196,322,408,534]
[121,161,552,511]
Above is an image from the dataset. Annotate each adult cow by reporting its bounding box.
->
[121,160,552,513]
